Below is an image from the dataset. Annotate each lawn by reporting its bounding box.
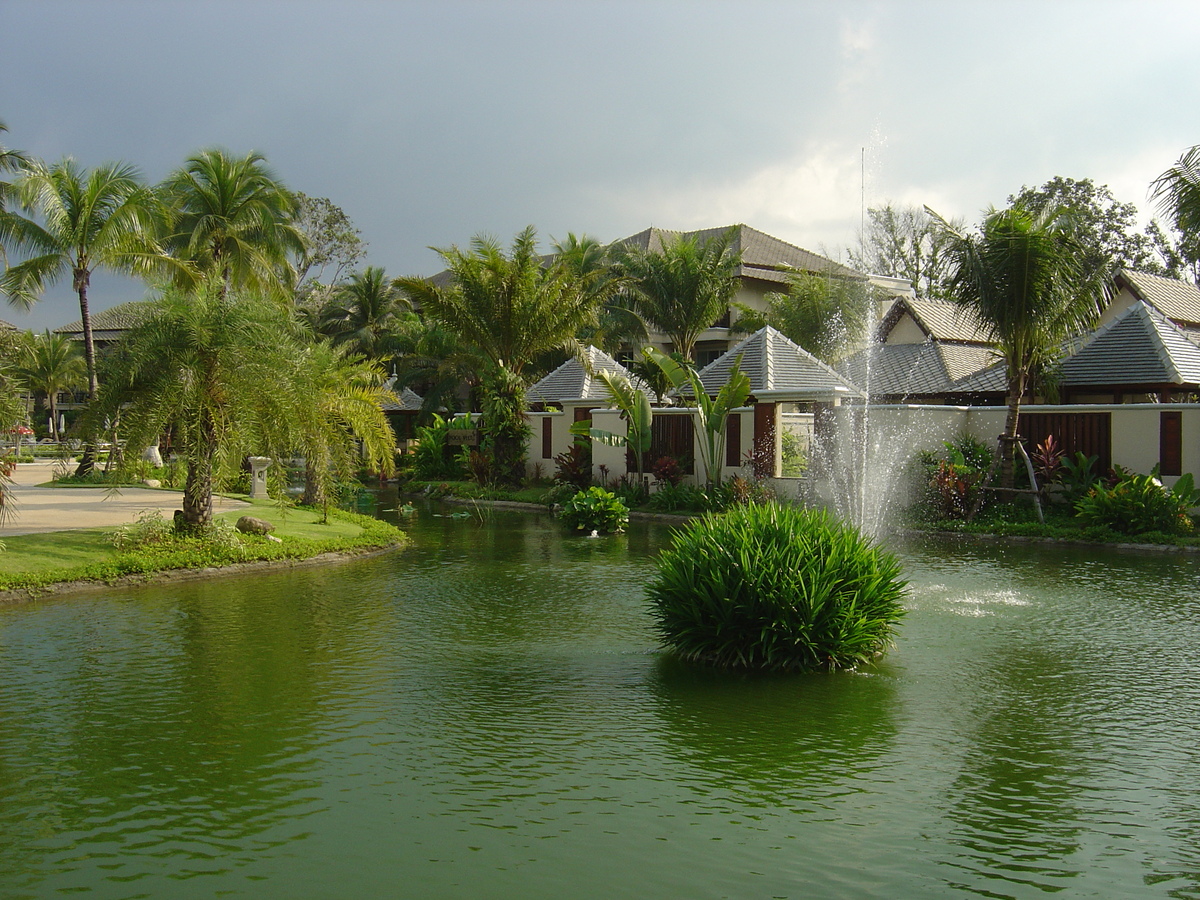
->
[0,501,406,595]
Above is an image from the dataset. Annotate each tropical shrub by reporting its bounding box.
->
[412,414,467,481]
[612,474,649,508]
[648,503,907,672]
[554,441,591,491]
[651,455,684,487]
[560,487,629,534]
[918,436,992,519]
[646,482,710,512]
[1075,469,1199,536]
[1055,451,1100,504]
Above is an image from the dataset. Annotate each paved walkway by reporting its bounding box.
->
[2,461,249,536]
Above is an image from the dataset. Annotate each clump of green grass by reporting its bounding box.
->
[648,503,907,672]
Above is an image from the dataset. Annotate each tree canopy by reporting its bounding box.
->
[849,204,960,299]
[933,203,1111,489]
[613,228,741,362]
[732,269,872,363]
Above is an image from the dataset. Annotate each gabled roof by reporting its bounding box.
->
[610,224,863,285]
[53,301,154,340]
[693,326,864,400]
[879,297,991,344]
[1059,300,1200,386]
[1117,270,1200,326]
[526,345,643,404]
[380,379,425,412]
[840,341,1000,398]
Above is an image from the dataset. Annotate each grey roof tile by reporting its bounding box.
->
[53,301,155,338]
[880,297,991,343]
[1059,300,1200,386]
[1119,270,1200,325]
[381,379,425,412]
[609,224,863,281]
[525,346,643,403]
[694,326,864,399]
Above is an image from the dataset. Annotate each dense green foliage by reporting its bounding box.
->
[560,486,629,534]
[410,414,471,481]
[1075,471,1199,536]
[732,269,872,362]
[648,504,907,672]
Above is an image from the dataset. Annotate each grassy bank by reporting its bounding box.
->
[0,502,407,596]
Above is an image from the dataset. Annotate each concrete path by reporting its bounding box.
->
[2,461,249,536]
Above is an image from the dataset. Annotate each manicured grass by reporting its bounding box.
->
[0,501,406,594]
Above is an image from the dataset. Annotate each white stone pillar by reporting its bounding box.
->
[248,457,272,499]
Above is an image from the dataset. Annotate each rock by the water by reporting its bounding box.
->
[236,515,276,536]
[143,479,161,489]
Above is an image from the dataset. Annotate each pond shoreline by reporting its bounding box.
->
[0,541,405,606]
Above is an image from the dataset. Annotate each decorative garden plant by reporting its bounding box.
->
[648,503,907,672]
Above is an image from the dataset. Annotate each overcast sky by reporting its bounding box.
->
[2,0,1199,331]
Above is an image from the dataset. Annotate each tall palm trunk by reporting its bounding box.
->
[73,267,100,476]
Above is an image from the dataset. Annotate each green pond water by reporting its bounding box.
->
[2,506,1200,899]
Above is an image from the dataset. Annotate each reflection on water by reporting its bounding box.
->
[2,510,1200,898]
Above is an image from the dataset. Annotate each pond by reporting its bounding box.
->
[2,504,1200,899]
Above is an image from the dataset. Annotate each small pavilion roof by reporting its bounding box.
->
[526,345,644,404]
[1059,300,1200,387]
[380,379,425,412]
[691,326,865,401]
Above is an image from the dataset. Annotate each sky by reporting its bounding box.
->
[2,0,1199,331]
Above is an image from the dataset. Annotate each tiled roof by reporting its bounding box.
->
[609,224,863,283]
[693,326,864,400]
[526,345,643,403]
[880,297,991,343]
[53,301,154,339]
[1059,300,1200,386]
[840,341,1000,398]
[1118,270,1200,326]
[380,379,424,412]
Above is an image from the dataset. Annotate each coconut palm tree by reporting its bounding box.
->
[931,204,1111,490]
[161,148,304,298]
[613,227,741,362]
[396,225,598,483]
[318,266,408,360]
[0,119,30,264]
[0,158,164,404]
[14,331,86,442]
[1151,145,1200,241]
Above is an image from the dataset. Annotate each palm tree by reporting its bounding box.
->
[0,119,30,264]
[161,148,304,298]
[292,341,396,516]
[931,204,1111,490]
[553,231,643,354]
[0,158,163,404]
[396,226,598,483]
[14,331,86,442]
[90,286,303,529]
[1151,145,1200,241]
[318,266,408,360]
[613,227,741,362]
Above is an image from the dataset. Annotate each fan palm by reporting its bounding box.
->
[14,331,86,442]
[0,158,164,403]
[931,204,1111,489]
[396,225,599,483]
[161,148,304,298]
[613,227,741,362]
